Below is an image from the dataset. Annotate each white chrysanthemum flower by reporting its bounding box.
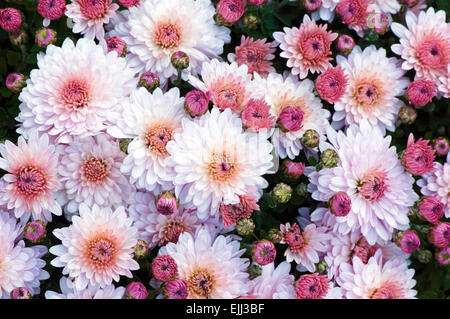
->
[17,38,136,142]
[333,45,409,132]
[128,191,221,249]
[109,0,230,86]
[66,0,119,41]
[189,59,266,114]
[307,122,419,245]
[50,204,139,290]
[0,211,49,298]
[311,0,340,22]
[264,72,330,159]
[247,262,296,299]
[0,131,61,223]
[107,87,186,193]
[159,227,250,299]
[417,157,450,218]
[55,134,133,221]
[45,277,125,299]
[339,250,416,299]
[165,107,273,220]
[391,8,450,82]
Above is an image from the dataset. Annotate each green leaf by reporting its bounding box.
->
[6,50,21,66]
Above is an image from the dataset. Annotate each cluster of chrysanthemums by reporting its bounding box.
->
[0,0,449,299]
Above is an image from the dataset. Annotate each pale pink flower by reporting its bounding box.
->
[315,66,348,104]
[295,273,329,299]
[45,277,125,299]
[106,36,126,57]
[247,262,296,299]
[273,15,338,79]
[402,133,436,176]
[437,65,450,98]
[0,131,61,223]
[220,193,259,228]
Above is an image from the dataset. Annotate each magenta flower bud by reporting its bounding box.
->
[399,230,420,254]
[278,106,304,132]
[301,129,320,148]
[171,51,189,70]
[35,27,57,48]
[133,239,148,259]
[282,160,305,179]
[429,222,450,248]
[398,105,417,124]
[402,133,436,176]
[303,0,322,12]
[184,90,209,117]
[38,0,66,22]
[252,240,276,266]
[155,191,178,216]
[125,282,148,299]
[417,197,444,225]
[6,73,26,94]
[407,79,437,108]
[329,192,351,217]
[248,0,267,5]
[433,137,449,157]
[0,8,22,32]
[152,255,179,282]
[336,34,355,55]
[163,279,189,299]
[106,36,127,57]
[138,72,160,93]
[366,12,390,35]
[9,28,27,46]
[24,220,47,243]
[10,287,31,299]
[117,0,141,8]
[436,247,450,266]
[216,0,247,25]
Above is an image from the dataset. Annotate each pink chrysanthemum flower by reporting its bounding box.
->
[109,0,230,86]
[220,193,259,228]
[241,99,276,132]
[117,0,140,8]
[315,66,348,104]
[106,36,127,57]
[50,204,139,290]
[273,15,338,79]
[336,0,370,37]
[0,8,22,32]
[340,250,416,299]
[247,262,296,299]
[152,255,179,282]
[429,222,450,248]
[280,222,331,272]
[107,87,186,193]
[417,197,444,224]
[184,90,209,117]
[283,160,305,179]
[401,133,436,176]
[163,279,189,299]
[38,0,67,27]
[17,38,136,142]
[159,227,250,299]
[391,8,450,82]
[0,211,49,298]
[55,134,133,221]
[252,240,276,266]
[66,0,119,41]
[417,156,450,218]
[125,282,148,299]
[45,277,125,299]
[333,45,409,132]
[264,72,330,159]
[436,247,450,266]
[308,122,419,245]
[0,131,61,223]
[295,273,329,299]
[216,0,247,25]
[128,191,220,249]
[406,78,437,107]
[399,230,420,254]
[227,36,276,78]
[189,59,265,115]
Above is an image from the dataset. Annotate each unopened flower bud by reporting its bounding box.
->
[216,0,247,25]
[163,279,189,299]
[267,228,283,243]
[6,73,26,94]
[184,90,209,117]
[35,27,56,47]
[301,129,320,148]
[236,218,255,236]
[171,51,189,70]
[252,240,276,266]
[436,247,450,266]
[302,0,322,12]
[10,287,31,299]
[126,282,148,299]
[133,239,148,259]
[320,149,339,168]
[328,192,351,217]
[316,259,328,273]
[106,36,127,57]
[282,160,305,179]
[248,264,262,279]
[9,28,27,46]
[119,138,132,154]
[398,230,421,254]
[272,183,292,204]
[398,105,417,124]
[155,191,178,215]
[295,183,308,198]
[278,107,304,133]
[243,13,260,29]
[367,12,390,35]
[432,137,449,157]
[24,220,46,243]
[138,72,160,93]
[415,248,432,264]
[417,197,444,225]
[337,34,355,55]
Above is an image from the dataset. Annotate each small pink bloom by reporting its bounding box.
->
[35,27,57,47]
[6,73,26,93]
[38,0,66,20]
[303,0,322,12]
[283,160,305,179]
[358,171,388,202]
[337,34,355,54]
[417,197,444,224]
[278,107,304,132]
[10,287,31,299]
[106,36,127,57]
[233,36,276,77]
[24,220,47,243]
[241,98,275,132]
[407,79,437,107]
[0,8,22,32]
[248,0,266,5]
[220,193,259,228]
[402,133,436,175]
[429,222,450,248]
[171,51,189,70]
[352,238,380,264]
[399,230,420,254]
[117,0,140,8]
[433,137,449,157]
[252,240,276,266]
[329,192,351,217]
[398,105,417,124]
[184,90,209,117]
[436,247,450,266]
[216,0,247,25]
[295,273,329,299]
[126,282,148,299]
[152,255,179,282]
[138,72,160,92]
[366,12,390,35]
[336,0,369,31]
[315,66,348,104]
[164,279,189,299]
[155,191,178,216]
